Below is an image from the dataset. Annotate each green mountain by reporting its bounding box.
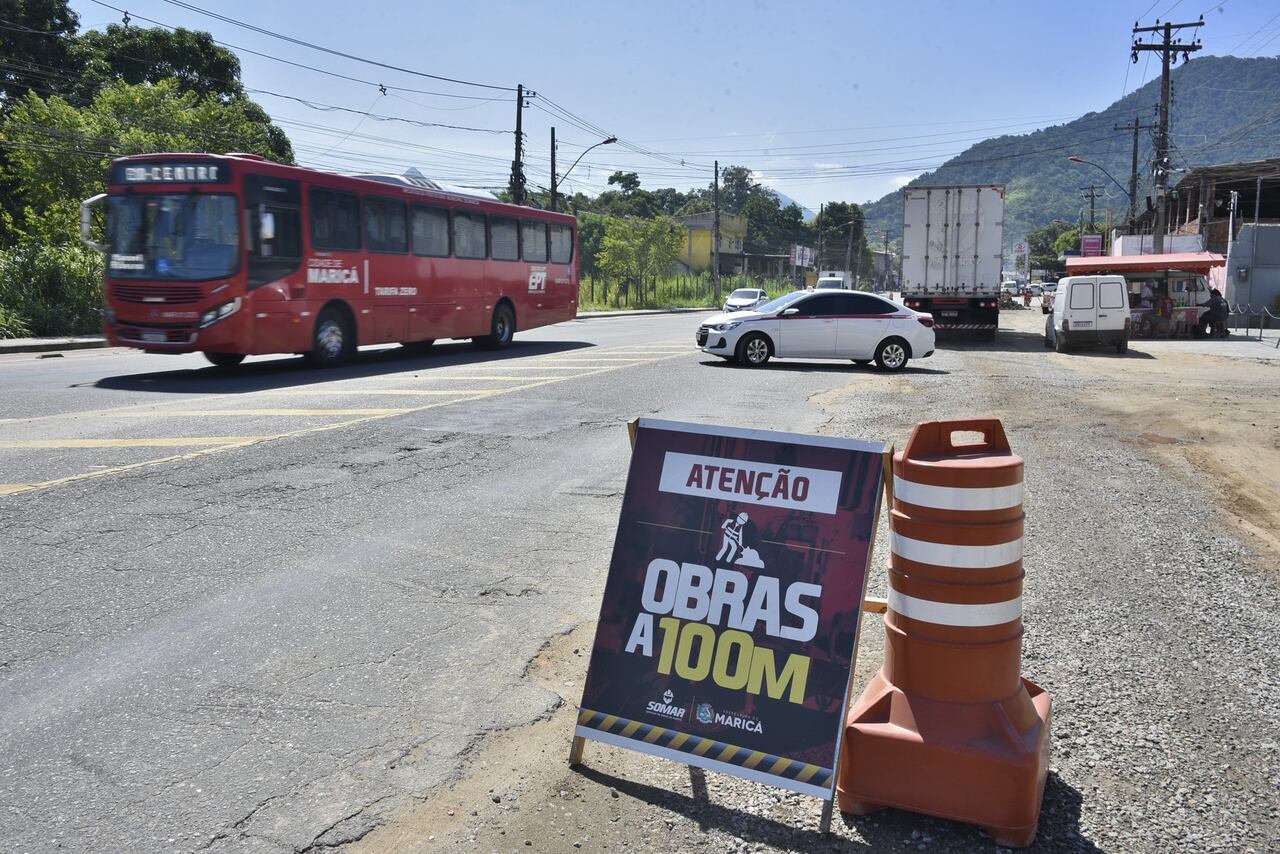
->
[861,55,1280,249]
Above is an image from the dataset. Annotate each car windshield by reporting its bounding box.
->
[729,289,760,299]
[754,291,809,314]
[107,193,240,280]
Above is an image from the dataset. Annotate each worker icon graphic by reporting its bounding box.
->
[717,512,749,563]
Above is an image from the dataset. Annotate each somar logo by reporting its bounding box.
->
[645,689,686,722]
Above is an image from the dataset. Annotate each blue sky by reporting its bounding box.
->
[69,0,1280,210]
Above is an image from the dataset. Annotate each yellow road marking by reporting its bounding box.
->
[407,375,597,381]
[109,408,415,417]
[1,352,689,497]
[1,484,37,495]
[0,437,261,448]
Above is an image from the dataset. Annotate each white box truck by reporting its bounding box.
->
[900,185,1005,339]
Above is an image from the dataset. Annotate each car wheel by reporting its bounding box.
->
[874,338,909,372]
[476,303,515,350]
[203,352,245,368]
[305,308,352,368]
[736,333,771,367]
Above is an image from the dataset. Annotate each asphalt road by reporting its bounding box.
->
[1,312,903,853]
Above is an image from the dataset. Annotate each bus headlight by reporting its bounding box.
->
[199,297,241,328]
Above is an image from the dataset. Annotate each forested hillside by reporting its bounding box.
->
[862,55,1280,247]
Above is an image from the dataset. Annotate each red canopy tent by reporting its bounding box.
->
[1064,252,1225,275]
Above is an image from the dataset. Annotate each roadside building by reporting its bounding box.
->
[674,212,746,275]
[1124,157,1280,307]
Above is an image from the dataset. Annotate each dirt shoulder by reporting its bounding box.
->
[350,313,1280,854]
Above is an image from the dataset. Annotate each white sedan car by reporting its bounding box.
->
[696,290,935,371]
[722,288,769,312]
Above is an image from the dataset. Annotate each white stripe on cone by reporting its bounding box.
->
[894,475,1023,512]
[888,589,1023,627]
[892,531,1023,568]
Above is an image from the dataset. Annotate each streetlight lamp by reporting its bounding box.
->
[551,135,617,212]
[1066,156,1131,201]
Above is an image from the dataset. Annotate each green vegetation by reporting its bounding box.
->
[862,55,1280,251]
[0,2,290,337]
[577,274,793,312]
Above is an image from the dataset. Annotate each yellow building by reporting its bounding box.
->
[674,212,746,274]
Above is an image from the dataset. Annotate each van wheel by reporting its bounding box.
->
[1044,319,1054,348]
[874,338,910,371]
[305,308,352,368]
[476,304,515,350]
[1055,331,1069,354]
[1115,337,1128,354]
[204,352,245,368]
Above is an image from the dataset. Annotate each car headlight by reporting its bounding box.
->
[712,320,744,332]
[199,297,242,328]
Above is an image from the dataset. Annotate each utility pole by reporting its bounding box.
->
[1115,116,1156,231]
[712,160,721,301]
[844,215,855,279]
[549,127,557,213]
[816,203,825,269]
[1080,185,1103,231]
[510,84,528,205]
[882,229,890,291]
[1132,16,1203,253]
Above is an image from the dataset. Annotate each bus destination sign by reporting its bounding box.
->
[111,162,229,184]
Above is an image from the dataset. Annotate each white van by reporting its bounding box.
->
[1044,275,1130,354]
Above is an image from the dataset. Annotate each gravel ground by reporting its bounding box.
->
[353,312,1280,854]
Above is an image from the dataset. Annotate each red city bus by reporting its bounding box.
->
[81,152,580,367]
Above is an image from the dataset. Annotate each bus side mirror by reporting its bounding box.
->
[259,209,276,242]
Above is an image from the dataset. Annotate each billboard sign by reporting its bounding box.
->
[1081,234,1103,257]
[576,419,886,798]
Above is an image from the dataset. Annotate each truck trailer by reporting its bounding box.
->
[900,185,1005,340]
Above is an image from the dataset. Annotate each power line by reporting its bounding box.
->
[152,0,514,91]
[245,88,510,134]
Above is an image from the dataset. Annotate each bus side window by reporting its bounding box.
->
[453,211,487,259]
[412,205,450,256]
[258,207,301,259]
[311,188,361,252]
[549,224,574,264]
[489,216,519,261]
[365,196,407,253]
[522,220,548,263]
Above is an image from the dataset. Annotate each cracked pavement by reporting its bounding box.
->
[0,315,849,853]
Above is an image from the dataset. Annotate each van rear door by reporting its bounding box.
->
[1097,277,1127,333]
[1066,278,1097,336]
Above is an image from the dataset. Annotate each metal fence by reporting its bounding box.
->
[1228,303,1280,348]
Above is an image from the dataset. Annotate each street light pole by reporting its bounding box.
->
[552,135,618,212]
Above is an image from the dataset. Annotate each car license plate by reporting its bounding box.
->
[1073,320,1092,328]
[141,330,166,343]
[940,310,959,317]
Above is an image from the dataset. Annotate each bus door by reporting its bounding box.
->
[520,219,552,325]
[546,222,577,321]
[245,175,305,353]
[364,195,410,344]
[409,204,457,340]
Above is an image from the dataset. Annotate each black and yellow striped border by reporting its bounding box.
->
[576,708,833,796]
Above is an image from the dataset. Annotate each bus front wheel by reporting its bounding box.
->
[476,303,515,350]
[306,308,352,368]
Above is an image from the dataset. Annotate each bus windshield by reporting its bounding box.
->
[107,193,240,280]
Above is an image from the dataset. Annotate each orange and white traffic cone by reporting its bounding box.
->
[837,419,1051,848]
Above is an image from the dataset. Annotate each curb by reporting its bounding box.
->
[0,338,107,355]
[576,308,715,320]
